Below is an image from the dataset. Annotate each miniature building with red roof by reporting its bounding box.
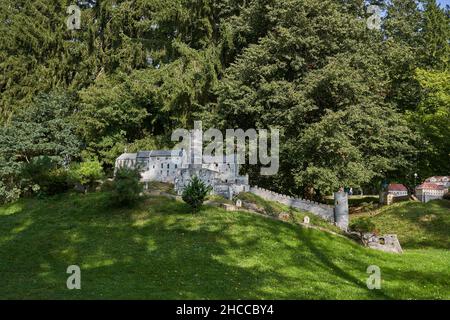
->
[415,182,447,203]
[424,176,450,188]
[387,183,408,197]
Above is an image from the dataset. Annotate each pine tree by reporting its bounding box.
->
[215,0,416,197]
[421,0,450,69]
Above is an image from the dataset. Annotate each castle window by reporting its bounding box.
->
[167,164,170,169]
[161,163,163,168]
[175,164,178,169]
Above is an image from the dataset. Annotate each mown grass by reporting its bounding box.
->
[0,192,449,299]
[351,200,450,250]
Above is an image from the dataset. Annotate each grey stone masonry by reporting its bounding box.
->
[334,191,349,230]
[249,186,335,222]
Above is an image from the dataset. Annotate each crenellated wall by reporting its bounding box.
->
[249,186,335,222]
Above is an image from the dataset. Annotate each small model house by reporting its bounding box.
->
[387,183,408,197]
[415,183,447,203]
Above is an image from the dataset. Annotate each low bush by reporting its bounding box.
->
[100,179,115,192]
[0,182,21,205]
[38,168,70,196]
[182,176,212,212]
[20,156,70,196]
[68,161,104,193]
[110,167,143,206]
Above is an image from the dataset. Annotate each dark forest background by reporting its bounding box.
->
[0,0,448,202]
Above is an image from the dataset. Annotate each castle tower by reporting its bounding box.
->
[189,121,203,168]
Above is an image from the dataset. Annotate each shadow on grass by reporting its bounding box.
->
[0,192,448,299]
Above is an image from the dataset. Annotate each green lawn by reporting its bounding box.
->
[350,200,450,250]
[0,192,449,299]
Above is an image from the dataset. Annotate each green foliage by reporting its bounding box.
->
[182,176,212,212]
[349,217,377,235]
[408,68,450,177]
[1,0,449,201]
[294,105,416,195]
[0,154,70,202]
[20,156,55,186]
[20,156,70,196]
[110,167,143,206]
[0,92,80,203]
[421,0,450,69]
[68,161,104,191]
[0,182,21,205]
[216,0,417,197]
[40,168,71,196]
[100,179,116,192]
[0,91,80,164]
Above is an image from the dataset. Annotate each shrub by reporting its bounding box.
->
[68,161,104,192]
[21,156,54,178]
[20,156,54,195]
[182,176,212,212]
[100,179,115,192]
[349,218,377,235]
[443,192,450,200]
[0,182,21,205]
[19,156,70,196]
[39,168,70,195]
[110,167,143,206]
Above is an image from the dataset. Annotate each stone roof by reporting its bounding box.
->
[136,150,183,158]
[388,183,407,191]
[149,150,180,157]
[116,153,137,160]
[136,151,151,158]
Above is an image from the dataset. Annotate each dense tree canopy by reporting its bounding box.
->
[0,0,449,202]
[0,91,80,202]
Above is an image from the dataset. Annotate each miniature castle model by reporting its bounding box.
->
[115,133,250,199]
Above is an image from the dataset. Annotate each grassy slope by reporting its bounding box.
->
[350,200,450,250]
[0,192,449,299]
[236,192,342,233]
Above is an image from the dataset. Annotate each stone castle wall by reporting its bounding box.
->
[249,186,335,222]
